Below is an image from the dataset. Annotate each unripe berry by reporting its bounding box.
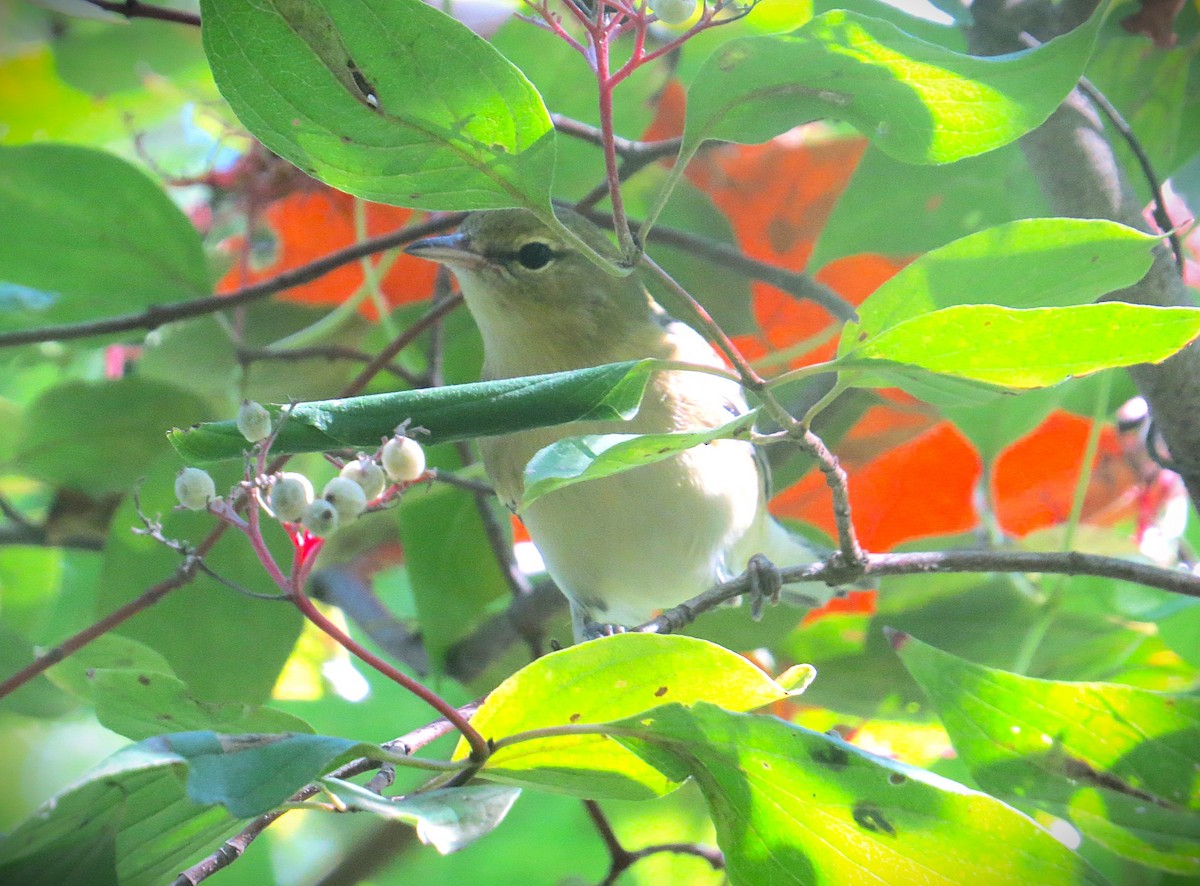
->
[269,472,313,523]
[322,476,368,525]
[381,435,426,482]
[300,498,339,536]
[236,399,272,443]
[340,455,386,499]
[175,467,217,510]
[652,0,697,24]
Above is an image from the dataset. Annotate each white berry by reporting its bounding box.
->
[381,435,426,482]
[175,467,217,511]
[300,498,339,536]
[340,455,386,499]
[652,0,697,24]
[236,399,272,443]
[322,476,368,525]
[268,472,313,522]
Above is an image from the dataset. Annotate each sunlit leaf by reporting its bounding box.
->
[680,5,1106,166]
[613,703,1108,886]
[455,633,806,799]
[894,631,1200,874]
[838,303,1200,390]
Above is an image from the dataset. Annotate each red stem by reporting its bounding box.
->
[289,581,491,761]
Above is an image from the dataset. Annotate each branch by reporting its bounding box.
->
[574,206,857,322]
[585,798,724,886]
[641,548,1200,634]
[83,0,200,26]
[236,344,424,388]
[0,214,463,350]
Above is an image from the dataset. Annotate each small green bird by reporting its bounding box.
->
[407,208,828,639]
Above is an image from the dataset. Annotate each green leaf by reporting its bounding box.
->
[455,633,805,800]
[838,303,1200,389]
[843,218,1160,343]
[612,703,1107,886]
[0,742,245,886]
[811,144,1048,269]
[0,144,210,334]
[520,411,757,511]
[893,631,1200,874]
[321,779,521,854]
[148,730,375,818]
[12,377,214,495]
[44,633,175,703]
[171,360,655,463]
[679,4,1106,167]
[90,670,314,742]
[200,0,555,211]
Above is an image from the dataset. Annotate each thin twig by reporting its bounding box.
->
[0,530,221,698]
[237,345,423,387]
[572,206,857,321]
[0,215,464,350]
[83,0,201,26]
[585,798,724,886]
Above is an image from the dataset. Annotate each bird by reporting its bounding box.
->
[406,208,830,640]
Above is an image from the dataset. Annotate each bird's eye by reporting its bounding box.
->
[516,241,554,271]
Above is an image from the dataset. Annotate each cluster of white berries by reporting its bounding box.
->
[174,400,428,539]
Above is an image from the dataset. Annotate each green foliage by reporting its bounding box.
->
[680,5,1107,165]
[896,632,1200,875]
[199,0,555,211]
[3,0,1199,884]
[0,144,211,333]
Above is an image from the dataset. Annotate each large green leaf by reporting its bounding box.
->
[895,631,1200,874]
[842,218,1160,344]
[0,144,210,334]
[680,5,1106,166]
[457,633,810,800]
[613,703,1108,886]
[838,303,1200,389]
[171,360,656,463]
[520,411,757,511]
[200,0,555,211]
[0,742,245,886]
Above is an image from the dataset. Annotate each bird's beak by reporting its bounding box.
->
[404,231,489,270]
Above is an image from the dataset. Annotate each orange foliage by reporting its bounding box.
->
[774,419,982,552]
[993,411,1138,537]
[217,187,439,318]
